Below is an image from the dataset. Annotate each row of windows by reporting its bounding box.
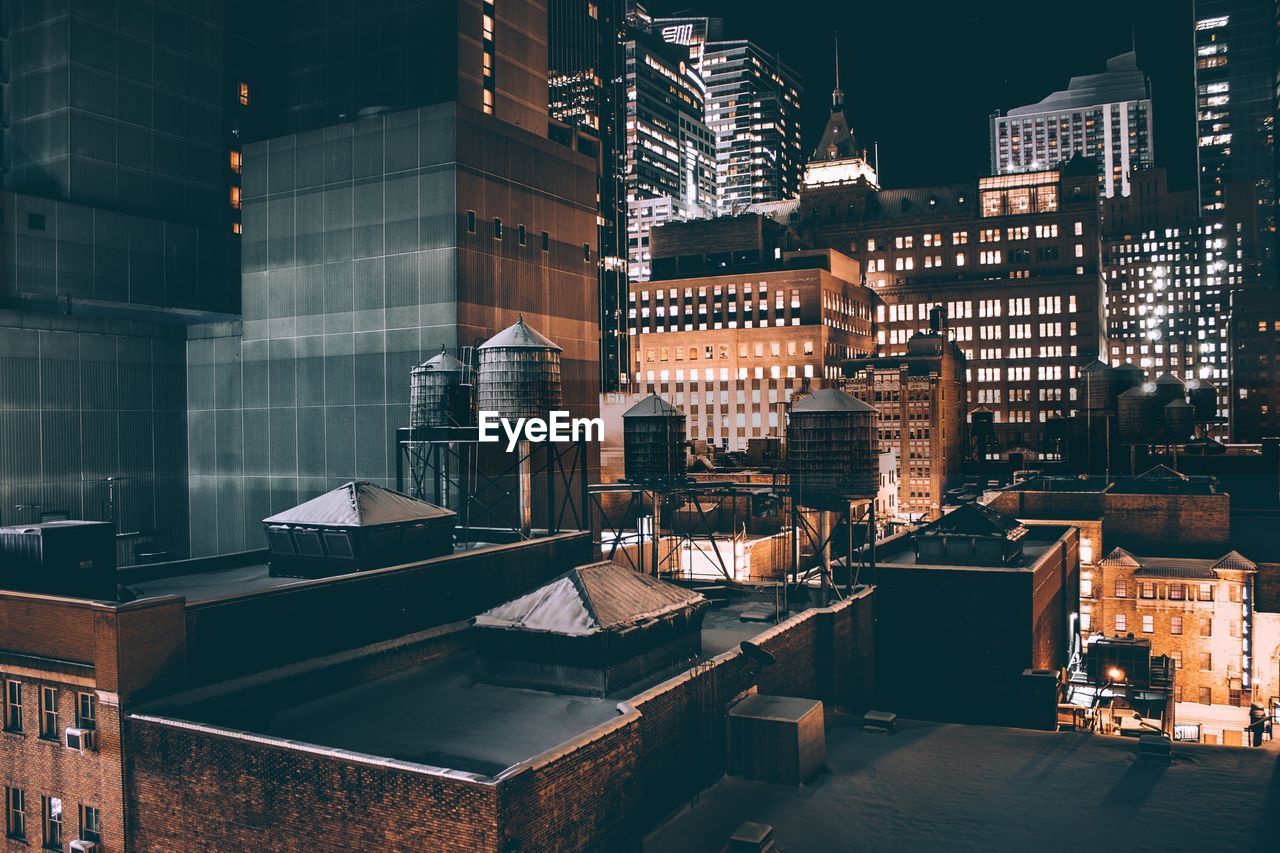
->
[640,341,815,362]
[868,222,1079,251]
[2,680,95,738]
[1109,579,1228,602]
[465,211,592,261]
[5,789,100,849]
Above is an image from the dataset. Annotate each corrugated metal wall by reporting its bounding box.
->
[0,315,190,561]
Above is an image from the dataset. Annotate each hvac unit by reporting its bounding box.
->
[70,841,98,852]
[64,727,96,752]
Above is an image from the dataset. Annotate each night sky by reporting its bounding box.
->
[649,0,1196,190]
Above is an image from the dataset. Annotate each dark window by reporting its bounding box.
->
[38,687,57,740]
[5,788,24,840]
[494,218,503,240]
[518,224,527,246]
[541,231,550,251]
[75,693,95,730]
[584,243,592,262]
[28,213,46,231]
[79,805,100,844]
[3,680,21,732]
[466,211,476,233]
[1198,686,1212,705]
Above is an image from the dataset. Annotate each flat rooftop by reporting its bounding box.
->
[126,542,505,604]
[150,591,800,777]
[266,652,620,776]
[130,562,299,602]
[646,717,1280,851]
[873,537,1057,569]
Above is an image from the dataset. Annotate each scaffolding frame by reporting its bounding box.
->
[395,426,590,543]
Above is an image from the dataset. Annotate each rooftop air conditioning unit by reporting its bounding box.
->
[70,840,98,852]
[65,727,96,752]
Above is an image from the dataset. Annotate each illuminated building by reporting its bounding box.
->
[991,52,1153,198]
[802,60,879,191]
[1231,289,1280,439]
[1102,168,1246,420]
[622,26,716,282]
[630,220,874,451]
[1193,1,1275,280]
[1095,547,1256,744]
[843,319,966,522]
[649,15,804,216]
[803,162,1105,462]
[548,0,630,391]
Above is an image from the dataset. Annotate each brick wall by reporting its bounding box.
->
[0,663,122,852]
[125,720,500,851]
[122,591,874,852]
[495,591,875,850]
[1102,493,1229,551]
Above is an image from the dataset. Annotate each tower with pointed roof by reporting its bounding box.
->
[803,35,879,190]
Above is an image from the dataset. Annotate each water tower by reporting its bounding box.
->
[787,388,878,603]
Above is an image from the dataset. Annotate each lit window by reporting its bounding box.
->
[238,81,250,106]
[41,798,61,851]
[229,186,241,209]
[229,150,242,174]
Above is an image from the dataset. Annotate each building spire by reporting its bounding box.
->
[832,32,844,111]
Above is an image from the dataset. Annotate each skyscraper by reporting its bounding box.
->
[991,52,1154,198]
[1194,1,1275,278]
[547,0,630,390]
[1102,168,1244,417]
[649,15,804,216]
[622,26,716,282]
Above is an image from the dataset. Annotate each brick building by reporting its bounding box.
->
[0,530,590,853]
[1093,548,1256,744]
[629,233,875,451]
[864,505,1080,725]
[843,323,967,521]
[797,162,1106,461]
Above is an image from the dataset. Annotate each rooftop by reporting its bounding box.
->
[645,716,1280,851]
[1007,52,1149,116]
[869,524,1067,570]
[137,592,799,775]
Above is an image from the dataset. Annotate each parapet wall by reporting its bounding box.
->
[124,588,875,852]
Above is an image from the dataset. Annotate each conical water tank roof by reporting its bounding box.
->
[418,346,466,372]
[623,394,682,417]
[1112,361,1145,392]
[1153,372,1186,406]
[791,387,877,413]
[476,316,563,421]
[478,316,563,352]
